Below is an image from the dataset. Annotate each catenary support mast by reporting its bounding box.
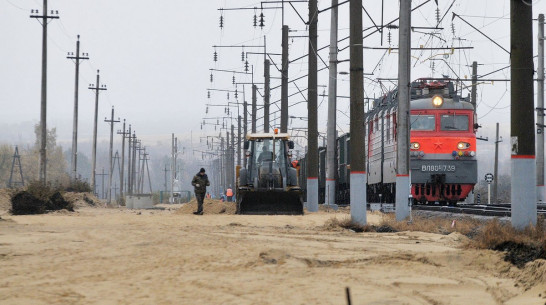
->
[510,0,537,228]
[395,0,411,221]
[349,0,367,224]
[307,0,319,212]
[326,0,339,207]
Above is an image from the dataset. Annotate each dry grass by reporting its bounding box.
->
[325,213,546,267]
[467,217,546,267]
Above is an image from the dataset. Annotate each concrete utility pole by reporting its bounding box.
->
[537,14,545,203]
[105,107,120,204]
[326,0,339,207]
[349,0,366,225]
[226,131,231,188]
[252,85,257,133]
[117,120,129,201]
[307,0,319,212]
[493,122,501,203]
[231,124,235,187]
[395,0,411,221]
[67,35,89,181]
[264,35,271,133]
[131,133,137,195]
[30,1,59,184]
[510,0,537,228]
[97,168,107,199]
[221,136,225,192]
[238,115,242,166]
[264,60,271,132]
[127,125,133,195]
[243,100,248,167]
[471,61,478,111]
[88,70,107,194]
[170,133,175,203]
[280,25,289,133]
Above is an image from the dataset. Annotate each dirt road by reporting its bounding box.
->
[1,205,545,305]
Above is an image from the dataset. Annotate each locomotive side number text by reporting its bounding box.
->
[421,165,456,172]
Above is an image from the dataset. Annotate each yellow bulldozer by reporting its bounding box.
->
[236,132,303,215]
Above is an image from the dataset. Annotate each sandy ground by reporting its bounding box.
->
[1,200,546,305]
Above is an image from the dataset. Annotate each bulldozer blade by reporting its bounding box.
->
[237,190,303,215]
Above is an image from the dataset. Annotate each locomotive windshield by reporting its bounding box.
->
[440,114,469,131]
[410,115,435,131]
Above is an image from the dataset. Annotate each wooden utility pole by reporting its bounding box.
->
[67,35,89,181]
[510,0,536,228]
[30,1,59,184]
[104,106,120,204]
[349,0,366,224]
[88,70,107,194]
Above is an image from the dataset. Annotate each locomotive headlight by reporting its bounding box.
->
[410,142,420,150]
[432,95,443,107]
[457,142,470,150]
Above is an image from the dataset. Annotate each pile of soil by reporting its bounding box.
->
[0,188,14,212]
[175,198,236,215]
[62,192,104,207]
[11,190,74,215]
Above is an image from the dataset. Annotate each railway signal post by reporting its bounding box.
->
[485,173,494,205]
[395,0,411,221]
[510,0,537,228]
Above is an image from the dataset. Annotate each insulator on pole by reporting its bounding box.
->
[259,12,264,28]
[210,73,213,83]
[207,91,211,98]
[232,75,236,84]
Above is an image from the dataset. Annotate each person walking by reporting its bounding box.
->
[191,168,210,215]
[226,186,233,202]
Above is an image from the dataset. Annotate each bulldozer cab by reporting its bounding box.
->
[237,133,303,214]
[249,137,288,184]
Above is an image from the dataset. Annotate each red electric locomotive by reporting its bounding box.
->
[366,79,478,205]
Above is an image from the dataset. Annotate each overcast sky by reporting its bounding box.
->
[2,0,546,176]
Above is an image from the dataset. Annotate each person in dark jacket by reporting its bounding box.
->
[191,168,210,215]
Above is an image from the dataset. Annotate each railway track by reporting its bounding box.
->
[411,203,546,217]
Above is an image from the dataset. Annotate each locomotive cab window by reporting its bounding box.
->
[440,114,468,131]
[410,115,435,131]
